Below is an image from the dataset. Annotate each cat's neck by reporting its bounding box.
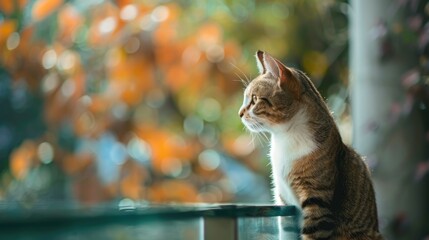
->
[270,109,319,163]
[269,106,342,163]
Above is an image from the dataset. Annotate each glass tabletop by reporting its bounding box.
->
[0,202,301,240]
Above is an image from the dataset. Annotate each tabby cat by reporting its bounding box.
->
[239,51,383,240]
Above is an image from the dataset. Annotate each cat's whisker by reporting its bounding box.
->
[257,127,269,142]
[247,131,257,148]
[230,62,251,85]
[251,132,261,145]
[253,122,270,143]
[252,130,266,146]
[260,131,270,143]
[233,72,249,87]
[258,132,269,144]
[250,133,257,149]
[242,125,257,148]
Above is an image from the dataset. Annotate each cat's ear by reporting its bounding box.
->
[255,50,301,96]
[255,50,292,80]
[256,50,280,77]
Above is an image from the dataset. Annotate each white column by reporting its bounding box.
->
[350,0,427,239]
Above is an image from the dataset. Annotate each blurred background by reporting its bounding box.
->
[0,0,428,239]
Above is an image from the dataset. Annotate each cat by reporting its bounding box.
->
[239,50,383,240]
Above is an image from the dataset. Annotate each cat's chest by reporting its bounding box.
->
[270,134,316,174]
[270,134,317,206]
[270,141,295,180]
[270,138,299,187]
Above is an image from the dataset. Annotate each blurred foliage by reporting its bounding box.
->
[0,0,349,206]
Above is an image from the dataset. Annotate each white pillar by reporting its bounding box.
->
[350,0,427,239]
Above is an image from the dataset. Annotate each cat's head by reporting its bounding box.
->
[238,50,306,133]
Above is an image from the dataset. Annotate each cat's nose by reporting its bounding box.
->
[239,107,245,118]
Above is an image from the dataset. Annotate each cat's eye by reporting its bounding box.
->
[252,95,258,102]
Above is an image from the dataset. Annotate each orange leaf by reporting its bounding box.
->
[10,141,37,179]
[32,0,64,21]
[165,65,188,92]
[115,0,133,8]
[61,153,93,175]
[223,41,240,59]
[197,23,222,48]
[88,95,111,113]
[108,57,154,105]
[0,1,14,15]
[0,0,28,13]
[153,22,177,47]
[149,180,198,203]
[0,0,27,15]
[120,171,145,199]
[58,4,83,44]
[135,126,198,175]
[0,20,17,44]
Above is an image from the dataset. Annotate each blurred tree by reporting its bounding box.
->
[0,0,350,208]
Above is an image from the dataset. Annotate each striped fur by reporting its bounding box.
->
[239,51,383,240]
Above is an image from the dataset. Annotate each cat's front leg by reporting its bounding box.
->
[300,196,335,240]
[273,184,286,205]
[274,194,285,205]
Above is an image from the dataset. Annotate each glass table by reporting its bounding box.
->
[0,202,301,240]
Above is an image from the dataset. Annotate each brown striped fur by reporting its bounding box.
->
[239,51,383,240]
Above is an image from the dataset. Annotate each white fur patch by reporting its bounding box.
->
[269,109,318,208]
